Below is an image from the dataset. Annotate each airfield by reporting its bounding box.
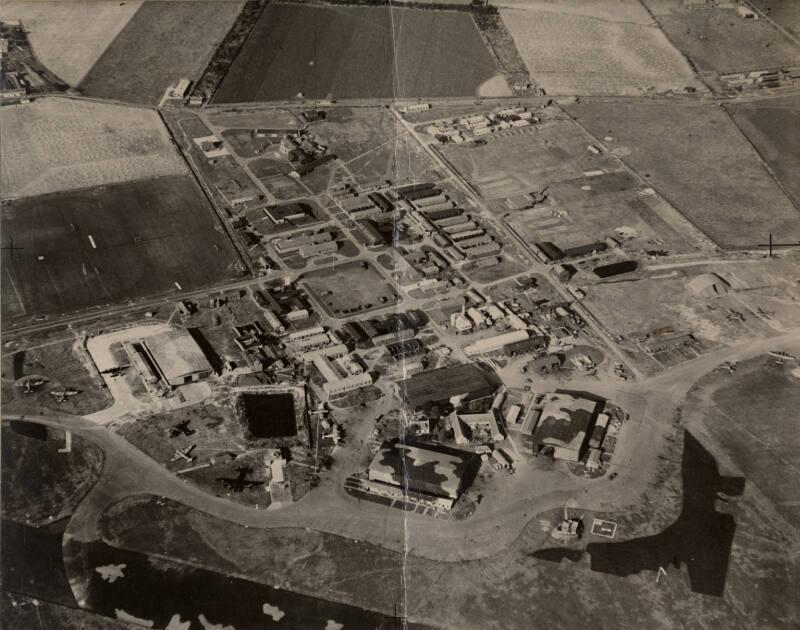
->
[2,0,800,628]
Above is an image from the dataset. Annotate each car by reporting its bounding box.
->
[609,472,618,480]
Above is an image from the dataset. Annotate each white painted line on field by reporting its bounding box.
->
[174,282,182,291]
[88,235,97,249]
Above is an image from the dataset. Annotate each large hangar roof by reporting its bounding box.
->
[369,441,475,499]
[400,363,495,408]
[144,329,211,382]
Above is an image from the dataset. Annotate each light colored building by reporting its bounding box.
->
[141,329,213,388]
[463,330,529,357]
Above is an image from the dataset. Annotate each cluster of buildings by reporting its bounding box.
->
[279,130,335,177]
[273,230,338,259]
[427,106,537,143]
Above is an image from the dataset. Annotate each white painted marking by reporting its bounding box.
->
[165,614,191,630]
[88,235,97,249]
[325,621,344,630]
[174,282,183,290]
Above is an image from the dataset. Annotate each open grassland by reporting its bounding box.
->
[213,4,507,102]
[1,424,104,524]
[0,98,186,200]
[644,0,800,73]
[1,174,242,320]
[565,100,800,249]
[311,108,435,187]
[726,95,800,208]
[80,0,244,104]
[501,0,701,95]
[0,1,142,86]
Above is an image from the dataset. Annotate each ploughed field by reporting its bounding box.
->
[1,175,241,320]
[213,4,506,102]
[0,98,186,200]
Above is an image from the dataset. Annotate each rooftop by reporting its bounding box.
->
[143,329,212,382]
[531,393,599,453]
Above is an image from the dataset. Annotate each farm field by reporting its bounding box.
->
[564,100,800,249]
[644,0,800,73]
[500,0,701,95]
[79,0,244,104]
[213,4,508,102]
[0,0,142,86]
[311,108,436,187]
[439,119,618,199]
[750,0,800,38]
[0,98,186,200]
[1,174,242,320]
[726,95,800,208]
[685,353,800,524]
[300,261,398,318]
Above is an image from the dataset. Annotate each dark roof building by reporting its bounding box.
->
[400,363,495,409]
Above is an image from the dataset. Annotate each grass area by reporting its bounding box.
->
[726,95,800,209]
[0,338,112,416]
[685,354,800,524]
[501,0,700,95]
[580,268,773,371]
[2,174,242,320]
[439,118,617,200]
[565,100,800,249]
[0,1,142,86]
[301,261,399,317]
[1,423,103,525]
[750,0,800,38]
[0,98,186,200]
[213,4,505,101]
[645,0,800,74]
[98,420,799,628]
[310,107,436,187]
[1,592,131,630]
[79,0,244,104]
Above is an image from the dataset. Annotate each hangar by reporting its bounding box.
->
[400,363,496,410]
[528,393,600,462]
[367,441,478,508]
[141,328,213,388]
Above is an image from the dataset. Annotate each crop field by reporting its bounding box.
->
[439,120,617,200]
[565,100,800,249]
[0,98,186,200]
[301,261,398,317]
[0,1,142,86]
[312,108,436,187]
[500,0,701,95]
[213,4,507,102]
[1,174,242,320]
[685,353,800,524]
[645,0,800,73]
[726,95,800,208]
[79,0,244,104]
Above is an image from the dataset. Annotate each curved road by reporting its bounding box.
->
[5,327,798,565]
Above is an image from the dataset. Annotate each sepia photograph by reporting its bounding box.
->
[1,0,799,628]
